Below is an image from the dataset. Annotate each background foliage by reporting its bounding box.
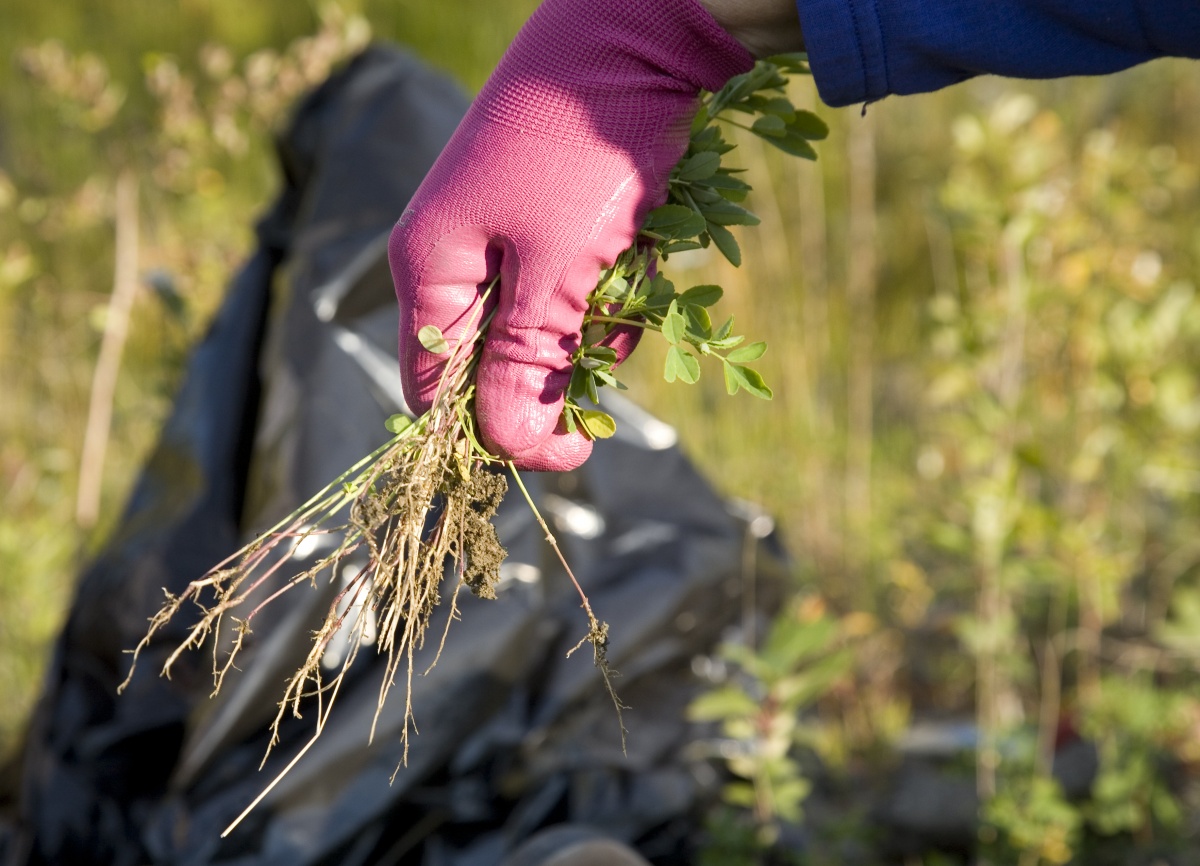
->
[3,2,1200,862]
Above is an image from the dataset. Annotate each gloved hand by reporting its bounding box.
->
[389,0,754,471]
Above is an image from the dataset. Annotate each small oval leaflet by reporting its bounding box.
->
[679,284,724,308]
[727,341,767,364]
[707,224,741,266]
[643,204,707,240]
[384,414,413,435]
[661,300,687,346]
[723,363,772,399]
[790,109,830,140]
[751,114,787,138]
[664,346,701,385]
[578,409,617,440]
[418,324,450,355]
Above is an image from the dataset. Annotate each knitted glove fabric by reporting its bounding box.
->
[389,0,753,470]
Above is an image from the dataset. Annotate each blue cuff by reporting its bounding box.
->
[796,0,890,107]
[796,0,1200,108]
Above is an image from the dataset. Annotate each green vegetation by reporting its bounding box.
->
[646,70,1200,864]
[0,0,537,768]
[568,55,826,431]
[4,2,1200,862]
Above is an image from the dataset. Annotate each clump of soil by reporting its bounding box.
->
[446,467,508,599]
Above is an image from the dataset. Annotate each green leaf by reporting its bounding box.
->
[660,240,704,257]
[751,114,787,138]
[594,368,625,389]
[642,272,675,303]
[662,300,686,345]
[688,686,760,722]
[582,321,609,346]
[727,341,767,363]
[642,204,706,240]
[755,95,798,120]
[726,364,773,399]
[664,346,700,384]
[723,782,758,809]
[687,127,736,155]
[599,275,630,301]
[568,363,590,400]
[456,407,489,461]
[724,361,741,396]
[722,642,773,683]
[788,109,830,140]
[709,334,744,351]
[738,366,772,399]
[679,284,723,308]
[707,223,742,266]
[701,199,761,227]
[664,346,683,383]
[578,409,617,440]
[684,304,712,339]
[763,617,839,672]
[702,172,751,201]
[765,51,811,73]
[764,68,790,89]
[764,130,818,160]
[678,350,701,383]
[676,150,721,181]
[774,779,813,823]
[687,185,725,206]
[384,414,413,435]
[775,651,854,709]
[713,316,734,341]
[583,345,618,363]
[721,66,776,106]
[562,406,578,434]
[417,324,450,355]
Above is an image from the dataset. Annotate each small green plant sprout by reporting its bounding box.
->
[689,597,852,854]
[121,55,825,835]
[562,52,826,437]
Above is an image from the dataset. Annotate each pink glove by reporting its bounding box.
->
[389,0,753,470]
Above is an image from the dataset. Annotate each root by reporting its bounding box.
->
[510,467,627,753]
[117,295,590,835]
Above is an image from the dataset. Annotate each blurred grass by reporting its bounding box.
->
[622,60,1200,594]
[0,0,535,763]
[3,9,1200,849]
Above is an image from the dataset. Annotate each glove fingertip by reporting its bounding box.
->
[507,429,594,472]
[475,361,597,471]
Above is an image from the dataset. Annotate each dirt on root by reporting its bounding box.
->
[444,468,508,600]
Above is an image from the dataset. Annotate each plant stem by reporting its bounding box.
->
[77,169,139,529]
[507,464,591,615]
[507,463,626,749]
[584,315,657,331]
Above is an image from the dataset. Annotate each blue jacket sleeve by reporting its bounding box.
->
[796,0,1200,107]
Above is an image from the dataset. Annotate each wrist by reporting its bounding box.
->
[695,0,805,58]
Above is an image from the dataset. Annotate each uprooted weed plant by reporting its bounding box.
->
[119,54,828,829]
